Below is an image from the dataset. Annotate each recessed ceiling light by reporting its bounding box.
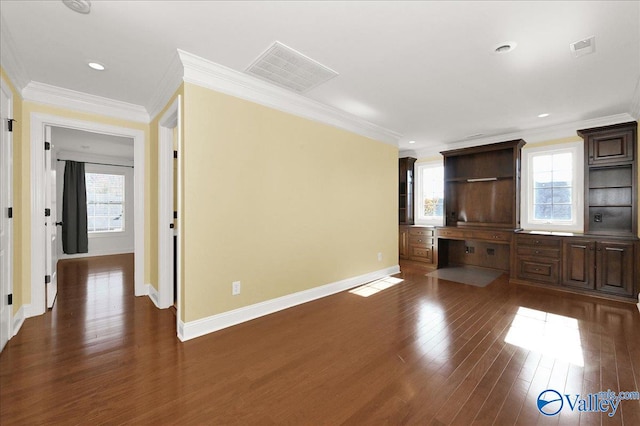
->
[494,42,517,54]
[538,113,550,118]
[409,140,416,144]
[62,0,91,14]
[88,62,105,71]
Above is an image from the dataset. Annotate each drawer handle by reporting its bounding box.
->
[535,240,540,244]
[535,250,540,254]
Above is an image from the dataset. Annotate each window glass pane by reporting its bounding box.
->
[533,154,552,172]
[418,165,444,220]
[85,173,125,233]
[531,150,574,223]
[553,205,572,220]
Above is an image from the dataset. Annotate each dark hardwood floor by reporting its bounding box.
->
[1,256,639,425]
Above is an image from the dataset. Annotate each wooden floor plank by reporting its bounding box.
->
[1,256,639,425]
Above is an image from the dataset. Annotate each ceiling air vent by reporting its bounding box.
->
[245,41,338,93]
[570,36,595,57]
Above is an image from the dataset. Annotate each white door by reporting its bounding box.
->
[0,80,14,351]
[44,126,58,309]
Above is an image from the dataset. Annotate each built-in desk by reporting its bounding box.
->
[436,227,513,272]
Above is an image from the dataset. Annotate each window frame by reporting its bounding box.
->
[84,166,127,237]
[414,160,445,226]
[521,141,584,232]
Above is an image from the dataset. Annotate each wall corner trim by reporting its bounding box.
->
[22,81,150,123]
[178,265,401,342]
[147,52,184,121]
[12,305,26,337]
[177,49,402,146]
[147,284,160,308]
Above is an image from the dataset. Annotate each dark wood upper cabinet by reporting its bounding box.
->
[441,140,525,229]
[578,121,637,236]
[399,157,416,225]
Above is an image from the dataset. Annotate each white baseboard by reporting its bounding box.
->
[147,283,160,308]
[178,265,401,342]
[23,303,41,319]
[12,305,26,337]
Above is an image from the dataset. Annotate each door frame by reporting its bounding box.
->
[29,113,146,316]
[158,96,181,314]
[0,77,14,345]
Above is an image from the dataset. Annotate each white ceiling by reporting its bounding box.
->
[1,1,639,153]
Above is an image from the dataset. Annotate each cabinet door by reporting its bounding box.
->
[399,226,409,259]
[596,241,635,296]
[562,239,595,289]
[588,129,634,165]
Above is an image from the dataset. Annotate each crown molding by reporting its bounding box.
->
[405,113,636,158]
[177,49,401,145]
[0,15,30,92]
[22,81,150,123]
[147,51,184,121]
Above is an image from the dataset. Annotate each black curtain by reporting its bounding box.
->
[62,161,88,254]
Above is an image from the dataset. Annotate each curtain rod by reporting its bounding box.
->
[57,159,134,168]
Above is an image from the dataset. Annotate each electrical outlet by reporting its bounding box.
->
[377,252,383,261]
[232,281,241,296]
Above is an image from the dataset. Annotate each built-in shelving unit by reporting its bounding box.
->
[399,157,416,225]
[442,140,525,229]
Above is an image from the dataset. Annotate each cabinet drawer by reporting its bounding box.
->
[472,230,512,243]
[517,258,560,284]
[437,228,466,239]
[411,246,432,261]
[516,235,561,249]
[409,227,434,237]
[409,236,433,246]
[516,246,560,259]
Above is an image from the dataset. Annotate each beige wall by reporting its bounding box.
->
[181,83,398,322]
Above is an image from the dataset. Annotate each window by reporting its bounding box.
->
[85,173,125,233]
[522,142,583,232]
[415,162,444,224]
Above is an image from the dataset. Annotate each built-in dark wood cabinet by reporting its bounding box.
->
[579,121,637,236]
[442,140,525,229]
[562,238,635,297]
[400,225,435,267]
[511,122,638,303]
[515,234,561,285]
[562,238,595,290]
[399,157,416,225]
[436,140,524,272]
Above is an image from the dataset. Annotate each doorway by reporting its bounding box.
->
[158,96,181,324]
[29,113,146,317]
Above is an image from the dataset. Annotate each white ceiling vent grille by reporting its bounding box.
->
[245,41,338,93]
[570,36,596,57]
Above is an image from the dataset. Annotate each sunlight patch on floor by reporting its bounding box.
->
[505,307,584,366]
[349,277,404,297]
